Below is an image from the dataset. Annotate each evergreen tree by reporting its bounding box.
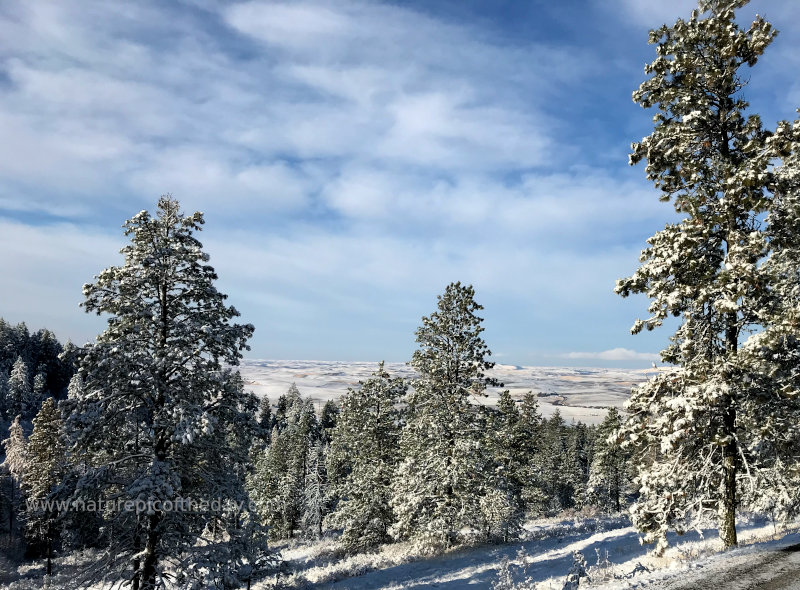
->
[1,415,27,544]
[303,441,329,540]
[616,0,796,550]
[327,362,405,552]
[7,356,31,419]
[391,282,500,550]
[566,422,593,510]
[481,391,525,542]
[587,408,629,513]
[66,196,266,588]
[516,393,545,513]
[248,384,325,539]
[32,369,48,406]
[539,412,572,513]
[257,396,273,444]
[23,398,66,576]
[319,399,339,444]
[0,371,8,421]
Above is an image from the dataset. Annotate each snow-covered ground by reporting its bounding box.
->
[262,516,800,590]
[4,515,797,588]
[239,360,661,425]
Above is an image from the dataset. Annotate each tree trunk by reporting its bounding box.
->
[46,535,52,576]
[141,512,162,590]
[720,403,738,548]
[720,312,738,549]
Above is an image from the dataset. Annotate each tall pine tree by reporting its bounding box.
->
[66,196,267,588]
[391,282,500,551]
[616,0,797,550]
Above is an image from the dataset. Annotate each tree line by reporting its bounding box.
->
[248,354,631,554]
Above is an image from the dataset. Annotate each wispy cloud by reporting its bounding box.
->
[0,0,797,365]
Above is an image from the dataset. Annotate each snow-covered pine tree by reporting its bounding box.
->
[319,399,339,444]
[391,282,500,551]
[565,422,593,510]
[7,356,31,420]
[1,415,27,544]
[23,397,65,576]
[32,369,48,406]
[516,393,545,513]
[302,441,329,540]
[66,196,266,588]
[0,371,8,421]
[481,391,525,542]
[539,411,571,513]
[249,385,319,540]
[587,408,629,513]
[326,362,405,552]
[257,396,273,444]
[616,0,792,550]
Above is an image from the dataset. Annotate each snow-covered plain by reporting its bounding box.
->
[239,360,660,425]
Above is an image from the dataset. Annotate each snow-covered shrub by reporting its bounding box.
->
[491,548,537,590]
[561,550,589,590]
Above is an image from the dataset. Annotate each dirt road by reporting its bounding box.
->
[661,543,800,590]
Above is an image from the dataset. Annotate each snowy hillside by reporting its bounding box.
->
[262,516,800,590]
[239,360,659,425]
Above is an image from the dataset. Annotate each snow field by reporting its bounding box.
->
[255,515,800,590]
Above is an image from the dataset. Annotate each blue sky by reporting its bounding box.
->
[1,0,798,367]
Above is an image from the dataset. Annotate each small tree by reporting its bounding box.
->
[1,415,27,544]
[23,398,66,576]
[327,362,405,552]
[587,408,629,513]
[7,356,31,419]
[257,396,273,444]
[249,386,319,540]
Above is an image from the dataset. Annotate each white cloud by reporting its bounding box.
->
[565,348,660,362]
[613,0,701,29]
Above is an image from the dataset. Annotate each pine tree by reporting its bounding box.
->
[565,422,593,510]
[1,415,27,544]
[249,385,319,540]
[391,282,501,550]
[587,408,629,513]
[0,371,8,421]
[7,356,31,419]
[65,196,266,588]
[617,0,779,551]
[23,397,66,576]
[319,399,339,444]
[481,391,526,542]
[516,393,545,513]
[257,396,273,444]
[327,362,405,552]
[539,412,570,513]
[302,441,329,540]
[616,0,800,551]
[32,369,48,406]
